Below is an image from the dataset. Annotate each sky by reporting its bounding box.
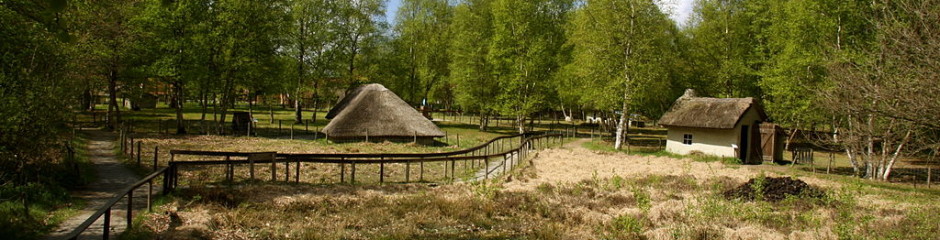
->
[383,0,696,27]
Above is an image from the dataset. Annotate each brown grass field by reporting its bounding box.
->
[119,138,940,240]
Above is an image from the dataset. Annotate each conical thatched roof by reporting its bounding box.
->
[322,84,445,138]
[659,89,767,129]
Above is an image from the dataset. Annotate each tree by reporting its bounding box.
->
[393,0,453,105]
[449,0,499,130]
[335,0,384,89]
[488,0,571,133]
[821,0,940,180]
[564,0,675,150]
[685,0,768,98]
[287,0,345,123]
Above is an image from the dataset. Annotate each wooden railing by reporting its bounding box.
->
[164,132,565,187]
[62,167,170,240]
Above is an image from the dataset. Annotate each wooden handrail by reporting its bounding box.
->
[169,132,549,159]
[62,167,169,240]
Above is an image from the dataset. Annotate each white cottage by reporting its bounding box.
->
[659,89,767,164]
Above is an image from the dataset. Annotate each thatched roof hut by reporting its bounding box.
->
[659,89,770,164]
[322,84,445,140]
[659,89,767,129]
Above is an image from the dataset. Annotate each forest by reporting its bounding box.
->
[2,0,939,237]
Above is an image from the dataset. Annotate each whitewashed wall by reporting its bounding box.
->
[665,107,764,161]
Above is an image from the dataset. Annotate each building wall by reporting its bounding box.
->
[665,107,765,161]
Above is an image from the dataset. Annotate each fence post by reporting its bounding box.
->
[290,122,294,140]
[456,133,461,148]
[351,162,356,184]
[250,156,255,181]
[419,157,424,182]
[380,157,385,183]
[126,191,133,229]
[271,156,277,181]
[103,207,111,240]
[295,159,300,183]
[451,160,456,182]
[340,161,345,183]
[148,179,153,212]
[406,160,411,182]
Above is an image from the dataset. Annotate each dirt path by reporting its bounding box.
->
[45,129,143,240]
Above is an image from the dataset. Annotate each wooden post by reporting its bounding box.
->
[278,120,282,135]
[148,180,153,212]
[296,160,300,183]
[457,133,461,148]
[419,157,424,182]
[225,156,232,182]
[351,162,356,184]
[450,160,456,182]
[380,157,385,183]
[285,161,289,182]
[126,191,133,229]
[250,156,255,181]
[290,122,294,140]
[271,155,277,181]
[340,162,345,183]
[827,152,833,174]
[103,207,111,240]
[406,160,411,182]
[413,131,417,144]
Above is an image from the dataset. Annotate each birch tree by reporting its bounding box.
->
[565,0,674,150]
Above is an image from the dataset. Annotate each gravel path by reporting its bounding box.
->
[45,129,145,240]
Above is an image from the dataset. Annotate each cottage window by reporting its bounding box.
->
[683,134,693,145]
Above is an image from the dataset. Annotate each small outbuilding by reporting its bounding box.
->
[659,89,768,164]
[322,83,445,143]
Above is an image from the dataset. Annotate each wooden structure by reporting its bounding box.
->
[231,112,252,133]
[659,89,768,164]
[323,84,444,143]
[759,123,785,162]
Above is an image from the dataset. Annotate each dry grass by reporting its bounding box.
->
[123,140,940,240]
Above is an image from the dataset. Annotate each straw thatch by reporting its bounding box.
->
[659,89,767,129]
[322,83,445,138]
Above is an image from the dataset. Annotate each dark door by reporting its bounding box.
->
[739,125,750,162]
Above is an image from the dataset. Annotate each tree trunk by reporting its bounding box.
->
[174,81,186,134]
[107,68,120,130]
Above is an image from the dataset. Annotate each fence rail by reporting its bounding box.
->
[62,167,170,240]
[164,132,565,187]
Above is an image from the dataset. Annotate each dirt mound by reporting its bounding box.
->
[723,177,824,202]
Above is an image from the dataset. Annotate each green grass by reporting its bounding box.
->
[0,132,94,239]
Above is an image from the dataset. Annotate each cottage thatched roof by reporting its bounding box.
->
[659,89,767,129]
[322,83,445,138]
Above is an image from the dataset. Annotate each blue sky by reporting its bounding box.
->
[384,0,696,27]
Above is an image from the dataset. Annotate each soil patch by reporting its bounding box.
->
[723,177,825,202]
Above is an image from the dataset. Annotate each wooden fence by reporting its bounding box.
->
[164,132,565,187]
[61,167,170,240]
